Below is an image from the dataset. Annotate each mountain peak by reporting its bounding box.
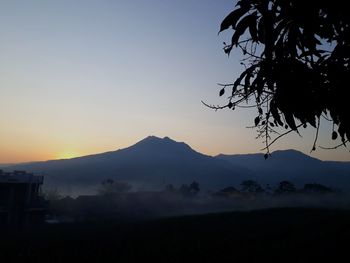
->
[130,135,197,155]
[137,135,176,144]
[141,135,162,142]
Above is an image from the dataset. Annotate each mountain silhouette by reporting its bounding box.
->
[8,136,253,194]
[5,136,350,195]
[217,150,350,189]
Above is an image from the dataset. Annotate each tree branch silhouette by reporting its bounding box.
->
[206,0,350,157]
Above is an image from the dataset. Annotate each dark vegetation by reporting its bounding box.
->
[206,0,350,155]
[1,174,348,262]
[42,179,346,224]
[1,208,350,262]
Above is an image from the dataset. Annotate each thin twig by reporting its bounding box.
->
[319,140,349,150]
[201,101,228,110]
[261,124,303,151]
[310,117,321,153]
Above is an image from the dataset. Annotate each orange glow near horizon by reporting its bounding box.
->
[0,1,349,165]
[0,136,349,164]
[56,151,81,160]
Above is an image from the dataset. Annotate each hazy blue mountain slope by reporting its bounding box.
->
[5,137,350,194]
[8,136,253,193]
[216,150,350,189]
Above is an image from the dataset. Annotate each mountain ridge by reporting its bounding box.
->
[3,136,350,195]
[5,136,253,194]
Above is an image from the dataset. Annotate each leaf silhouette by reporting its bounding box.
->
[332,131,338,140]
[254,116,260,126]
[219,88,225,96]
[219,7,248,33]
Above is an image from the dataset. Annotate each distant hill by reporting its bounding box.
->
[0,163,15,168]
[7,136,253,195]
[217,150,350,189]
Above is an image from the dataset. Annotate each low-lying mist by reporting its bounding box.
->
[45,187,350,223]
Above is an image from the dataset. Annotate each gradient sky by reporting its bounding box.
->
[0,0,349,163]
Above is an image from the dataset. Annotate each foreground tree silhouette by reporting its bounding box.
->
[206,0,350,157]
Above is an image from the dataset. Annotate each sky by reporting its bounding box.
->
[0,0,349,163]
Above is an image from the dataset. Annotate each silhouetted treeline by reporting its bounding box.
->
[42,179,347,224]
[214,180,336,197]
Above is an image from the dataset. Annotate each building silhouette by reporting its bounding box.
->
[0,170,45,225]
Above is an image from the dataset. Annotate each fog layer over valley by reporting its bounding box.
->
[3,136,348,220]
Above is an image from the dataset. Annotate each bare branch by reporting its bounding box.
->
[201,100,229,110]
[310,117,321,153]
[319,140,349,150]
[261,124,304,151]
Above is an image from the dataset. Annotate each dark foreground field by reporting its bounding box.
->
[1,207,350,262]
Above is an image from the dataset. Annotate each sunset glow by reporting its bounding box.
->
[0,0,348,163]
[1,1,348,259]
[56,151,81,160]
